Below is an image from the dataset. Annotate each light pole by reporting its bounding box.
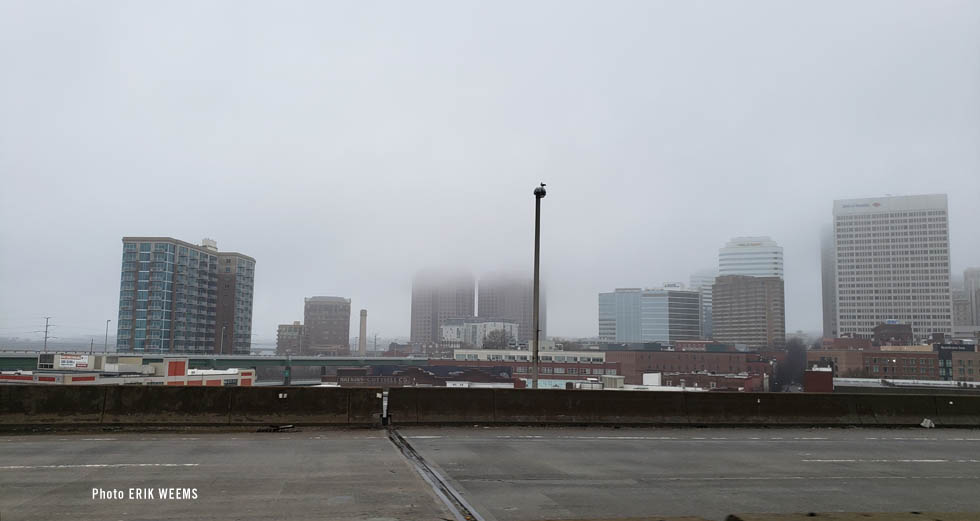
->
[104,319,111,354]
[532,182,546,390]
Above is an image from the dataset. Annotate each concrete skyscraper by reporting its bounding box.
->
[718,236,784,278]
[965,268,980,327]
[477,272,545,343]
[116,237,255,354]
[820,224,838,338]
[410,269,475,344]
[303,296,351,355]
[712,275,785,349]
[832,194,952,340]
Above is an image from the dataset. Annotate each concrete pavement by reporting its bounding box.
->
[403,426,980,521]
[0,430,451,521]
[1,427,980,520]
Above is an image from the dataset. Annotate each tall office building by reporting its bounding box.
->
[712,275,785,349]
[820,224,838,338]
[833,194,952,340]
[597,287,701,343]
[689,269,717,338]
[477,272,545,343]
[116,237,255,354]
[953,289,974,327]
[303,296,351,355]
[718,236,784,278]
[410,269,475,344]
[276,321,304,355]
[965,268,980,327]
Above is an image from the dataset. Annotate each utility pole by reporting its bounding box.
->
[43,317,51,353]
[532,183,546,390]
[89,339,94,355]
[374,333,378,351]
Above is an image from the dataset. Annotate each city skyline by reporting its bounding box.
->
[1,201,977,345]
[1,2,979,341]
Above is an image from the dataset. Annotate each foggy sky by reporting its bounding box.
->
[2,1,979,344]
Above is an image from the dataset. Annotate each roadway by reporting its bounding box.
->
[2,427,980,520]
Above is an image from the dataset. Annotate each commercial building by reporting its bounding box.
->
[807,348,869,378]
[820,224,838,338]
[276,321,304,355]
[0,353,254,386]
[718,236,784,278]
[410,269,475,344]
[821,337,873,350]
[658,371,767,392]
[872,323,914,346]
[303,296,351,356]
[441,318,519,349]
[597,287,701,343]
[477,272,545,343]
[861,349,940,380]
[711,275,785,349]
[433,353,619,389]
[116,237,254,355]
[954,289,974,328]
[689,269,718,338]
[453,349,605,363]
[605,349,772,385]
[832,194,953,340]
[951,349,980,381]
[810,342,978,382]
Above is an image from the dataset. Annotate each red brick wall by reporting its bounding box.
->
[803,370,833,392]
[607,351,754,385]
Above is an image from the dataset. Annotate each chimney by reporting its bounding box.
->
[358,310,367,356]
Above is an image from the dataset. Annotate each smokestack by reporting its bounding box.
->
[358,309,367,356]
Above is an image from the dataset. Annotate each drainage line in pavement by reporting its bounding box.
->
[387,427,486,521]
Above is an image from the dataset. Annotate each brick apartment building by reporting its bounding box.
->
[952,350,980,381]
[606,350,769,385]
[810,344,978,381]
[660,372,767,392]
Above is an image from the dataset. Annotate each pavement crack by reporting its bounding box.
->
[387,427,486,521]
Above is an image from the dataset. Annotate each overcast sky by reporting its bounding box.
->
[1,0,978,343]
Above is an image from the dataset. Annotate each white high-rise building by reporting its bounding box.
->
[689,269,718,338]
[833,194,952,340]
[440,318,519,348]
[718,237,784,278]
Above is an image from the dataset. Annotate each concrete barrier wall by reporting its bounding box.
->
[0,386,382,429]
[0,385,106,426]
[5,386,980,429]
[386,388,980,427]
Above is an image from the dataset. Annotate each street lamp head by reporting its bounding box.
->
[534,183,547,198]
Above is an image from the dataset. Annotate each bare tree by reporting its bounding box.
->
[483,329,513,349]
